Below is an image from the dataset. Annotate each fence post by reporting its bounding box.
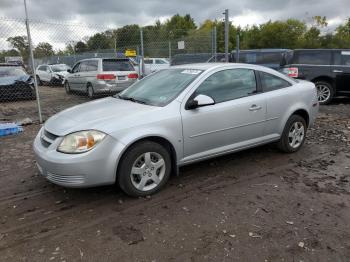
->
[140,27,144,77]
[224,9,229,63]
[236,33,240,63]
[24,0,42,123]
[213,26,217,62]
[168,40,172,61]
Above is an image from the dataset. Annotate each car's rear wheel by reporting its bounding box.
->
[87,84,94,99]
[315,81,334,105]
[118,141,171,197]
[277,115,307,153]
[64,81,71,94]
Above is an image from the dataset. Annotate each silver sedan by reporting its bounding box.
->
[33,63,319,197]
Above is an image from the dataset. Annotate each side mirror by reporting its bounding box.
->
[67,69,72,73]
[187,94,215,110]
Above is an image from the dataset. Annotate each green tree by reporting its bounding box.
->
[7,35,29,61]
[75,41,88,53]
[87,32,113,51]
[34,42,54,58]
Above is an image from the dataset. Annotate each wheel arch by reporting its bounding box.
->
[291,109,310,127]
[115,135,179,182]
[311,76,335,91]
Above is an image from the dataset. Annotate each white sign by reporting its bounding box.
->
[178,41,185,50]
[341,51,350,56]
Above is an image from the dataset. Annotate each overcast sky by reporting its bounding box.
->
[0,0,349,50]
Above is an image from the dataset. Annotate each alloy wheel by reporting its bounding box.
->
[316,84,331,103]
[130,152,166,192]
[288,122,305,149]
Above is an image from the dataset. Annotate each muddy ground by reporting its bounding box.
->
[0,87,350,261]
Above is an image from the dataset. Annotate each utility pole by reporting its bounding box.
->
[223,9,229,62]
[24,0,42,123]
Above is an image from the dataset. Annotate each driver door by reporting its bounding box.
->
[180,68,266,162]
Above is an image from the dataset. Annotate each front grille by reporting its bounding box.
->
[47,173,85,185]
[40,129,59,148]
[44,130,59,140]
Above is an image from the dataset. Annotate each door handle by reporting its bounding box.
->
[249,105,262,111]
[333,70,343,73]
[75,74,80,76]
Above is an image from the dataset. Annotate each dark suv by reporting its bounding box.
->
[231,49,291,70]
[281,49,350,104]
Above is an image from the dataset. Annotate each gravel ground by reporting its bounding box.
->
[0,87,349,262]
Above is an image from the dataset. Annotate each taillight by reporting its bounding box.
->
[285,67,298,78]
[128,73,138,79]
[96,74,116,80]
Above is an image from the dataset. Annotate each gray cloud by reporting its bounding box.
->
[1,0,348,27]
[0,0,348,50]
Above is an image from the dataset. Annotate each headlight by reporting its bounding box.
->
[57,130,106,154]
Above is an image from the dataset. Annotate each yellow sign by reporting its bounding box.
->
[125,49,137,57]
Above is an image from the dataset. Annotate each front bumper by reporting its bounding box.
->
[33,127,125,188]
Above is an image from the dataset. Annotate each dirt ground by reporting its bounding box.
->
[0,87,350,262]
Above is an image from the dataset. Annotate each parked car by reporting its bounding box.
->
[231,49,291,70]
[33,63,318,196]
[64,58,138,98]
[0,64,36,101]
[144,58,170,75]
[36,64,71,86]
[280,49,350,104]
[171,53,218,65]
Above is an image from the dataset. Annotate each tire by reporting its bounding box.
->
[87,84,94,99]
[118,141,172,197]
[64,81,71,94]
[277,115,307,153]
[315,81,334,105]
[36,75,42,86]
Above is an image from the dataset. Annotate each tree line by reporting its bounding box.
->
[1,14,349,63]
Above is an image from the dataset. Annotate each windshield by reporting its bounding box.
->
[51,64,70,72]
[0,67,26,77]
[118,68,203,106]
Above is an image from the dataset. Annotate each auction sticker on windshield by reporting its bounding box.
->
[181,69,202,75]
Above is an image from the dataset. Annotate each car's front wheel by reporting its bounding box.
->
[118,141,171,197]
[277,115,307,153]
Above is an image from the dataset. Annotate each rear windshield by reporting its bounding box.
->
[102,59,134,71]
[0,67,26,77]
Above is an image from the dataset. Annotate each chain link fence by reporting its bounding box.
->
[0,17,216,123]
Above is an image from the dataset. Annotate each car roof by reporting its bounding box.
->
[171,62,272,71]
[0,63,22,67]
[232,49,291,53]
[294,49,350,51]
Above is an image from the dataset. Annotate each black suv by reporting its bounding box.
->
[231,49,291,70]
[281,49,350,104]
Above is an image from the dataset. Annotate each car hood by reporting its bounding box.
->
[0,75,30,85]
[44,97,160,136]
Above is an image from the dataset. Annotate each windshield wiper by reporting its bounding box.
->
[117,95,147,105]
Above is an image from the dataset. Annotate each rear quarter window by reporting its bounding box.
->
[103,59,134,71]
[260,71,291,92]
